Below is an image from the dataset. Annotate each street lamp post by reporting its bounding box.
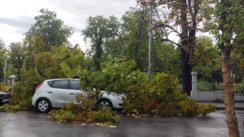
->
[148,1,153,76]
[138,0,153,76]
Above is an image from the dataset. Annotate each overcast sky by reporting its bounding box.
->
[0,0,137,51]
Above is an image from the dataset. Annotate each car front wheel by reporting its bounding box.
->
[36,98,51,113]
[97,99,112,110]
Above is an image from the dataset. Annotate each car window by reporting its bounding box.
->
[51,80,68,89]
[70,80,80,90]
[47,81,53,86]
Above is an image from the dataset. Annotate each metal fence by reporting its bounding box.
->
[191,90,244,102]
[191,72,244,102]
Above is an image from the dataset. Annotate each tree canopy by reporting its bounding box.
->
[25,9,73,51]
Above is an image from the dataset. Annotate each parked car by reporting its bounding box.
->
[0,91,10,105]
[32,79,123,113]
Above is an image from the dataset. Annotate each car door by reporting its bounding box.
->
[68,80,85,103]
[49,80,69,107]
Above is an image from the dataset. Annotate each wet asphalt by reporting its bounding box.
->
[0,110,243,137]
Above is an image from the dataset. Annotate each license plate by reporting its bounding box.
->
[2,99,8,103]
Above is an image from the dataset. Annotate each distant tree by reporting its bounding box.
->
[0,39,6,80]
[120,8,181,74]
[152,43,181,75]
[121,8,149,71]
[192,36,221,82]
[8,42,25,80]
[25,9,73,51]
[0,39,4,49]
[82,16,120,70]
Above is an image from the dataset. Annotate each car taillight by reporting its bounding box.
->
[35,81,44,91]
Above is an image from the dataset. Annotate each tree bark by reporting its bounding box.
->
[180,0,192,96]
[221,49,240,137]
[181,48,192,96]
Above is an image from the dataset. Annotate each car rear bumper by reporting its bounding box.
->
[32,95,38,106]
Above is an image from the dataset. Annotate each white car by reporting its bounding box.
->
[32,79,123,113]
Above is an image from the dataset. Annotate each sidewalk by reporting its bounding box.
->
[198,101,244,110]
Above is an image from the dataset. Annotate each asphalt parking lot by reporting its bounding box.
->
[0,110,243,137]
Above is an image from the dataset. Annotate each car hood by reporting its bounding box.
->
[100,91,124,98]
[0,91,9,95]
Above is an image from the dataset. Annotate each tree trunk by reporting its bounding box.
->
[180,0,192,96]
[181,48,192,96]
[221,49,240,137]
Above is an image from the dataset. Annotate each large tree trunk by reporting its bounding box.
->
[180,0,192,96]
[180,48,192,96]
[221,49,240,137]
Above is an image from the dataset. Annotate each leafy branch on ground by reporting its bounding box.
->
[48,90,120,124]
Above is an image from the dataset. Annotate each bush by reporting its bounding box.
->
[197,80,216,91]
[0,104,25,112]
[123,72,215,117]
[2,69,43,112]
[3,46,85,112]
[197,104,216,117]
[177,98,199,117]
[74,111,96,123]
[48,91,120,124]
[234,80,244,93]
[48,109,76,123]
[0,84,11,92]
[95,108,120,123]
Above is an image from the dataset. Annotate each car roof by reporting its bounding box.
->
[0,91,9,94]
[45,78,79,82]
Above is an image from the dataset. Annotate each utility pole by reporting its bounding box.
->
[3,57,7,83]
[148,1,153,76]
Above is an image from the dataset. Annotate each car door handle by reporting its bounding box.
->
[48,91,53,94]
[70,93,75,95]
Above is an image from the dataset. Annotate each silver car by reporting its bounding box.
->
[32,79,123,112]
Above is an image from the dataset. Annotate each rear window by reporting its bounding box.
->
[70,80,80,90]
[49,80,68,89]
[47,81,53,86]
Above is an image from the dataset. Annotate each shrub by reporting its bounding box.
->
[48,91,120,124]
[0,104,24,112]
[3,46,85,112]
[95,108,120,123]
[177,99,199,117]
[74,111,96,123]
[48,109,76,123]
[0,84,11,92]
[2,69,43,112]
[123,72,215,117]
[234,80,244,93]
[122,71,149,115]
[197,80,216,91]
[197,104,215,117]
